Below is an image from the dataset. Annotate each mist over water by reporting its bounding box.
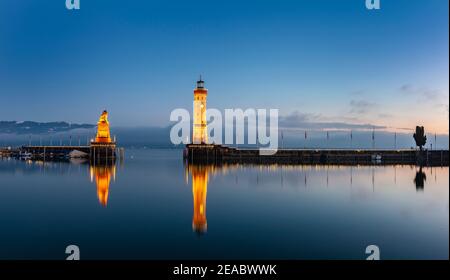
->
[1,127,449,150]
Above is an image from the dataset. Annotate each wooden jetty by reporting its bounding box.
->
[184,144,449,166]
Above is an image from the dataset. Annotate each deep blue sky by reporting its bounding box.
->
[0,0,448,133]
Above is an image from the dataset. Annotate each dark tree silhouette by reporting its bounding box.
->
[413,126,427,151]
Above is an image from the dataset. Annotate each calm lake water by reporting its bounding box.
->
[0,149,448,260]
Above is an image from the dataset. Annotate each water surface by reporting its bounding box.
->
[0,149,448,259]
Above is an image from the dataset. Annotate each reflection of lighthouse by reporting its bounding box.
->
[193,76,208,144]
[90,164,116,206]
[191,165,208,234]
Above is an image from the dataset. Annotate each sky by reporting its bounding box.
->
[0,0,448,134]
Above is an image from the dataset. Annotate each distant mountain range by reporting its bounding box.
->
[0,121,95,134]
[0,121,448,150]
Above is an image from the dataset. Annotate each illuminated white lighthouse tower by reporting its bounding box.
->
[193,76,208,144]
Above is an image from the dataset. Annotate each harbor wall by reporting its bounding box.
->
[184,144,449,166]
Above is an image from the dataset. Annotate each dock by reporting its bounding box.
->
[184,144,449,166]
[0,147,18,157]
[21,145,90,157]
[2,144,119,164]
[0,110,122,164]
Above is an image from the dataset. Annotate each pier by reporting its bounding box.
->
[1,110,121,164]
[184,144,449,166]
[21,145,90,159]
[183,78,449,167]
[0,147,17,158]
[18,144,117,163]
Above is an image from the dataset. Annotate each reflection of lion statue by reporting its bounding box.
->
[95,110,112,143]
[90,164,115,206]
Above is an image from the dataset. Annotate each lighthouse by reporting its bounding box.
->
[193,76,208,144]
